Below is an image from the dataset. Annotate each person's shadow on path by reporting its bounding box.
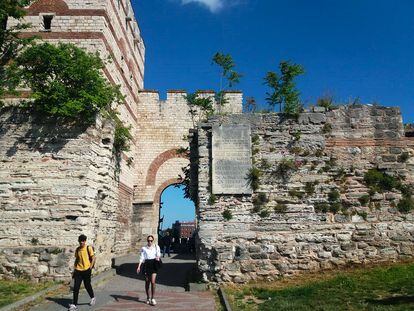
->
[111,294,144,303]
[45,297,89,308]
[114,254,196,289]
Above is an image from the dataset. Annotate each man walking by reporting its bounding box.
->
[68,234,96,311]
[161,231,172,257]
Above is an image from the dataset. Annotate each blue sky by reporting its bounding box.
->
[159,185,195,230]
[133,0,414,225]
[134,0,413,123]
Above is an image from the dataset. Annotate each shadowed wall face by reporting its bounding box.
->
[0,109,119,281]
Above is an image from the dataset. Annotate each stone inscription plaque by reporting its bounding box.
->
[212,124,252,194]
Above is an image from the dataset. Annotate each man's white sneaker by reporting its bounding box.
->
[146,298,150,304]
[151,298,157,306]
[89,297,96,306]
[68,304,78,311]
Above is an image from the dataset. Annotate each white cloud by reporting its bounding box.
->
[180,0,225,13]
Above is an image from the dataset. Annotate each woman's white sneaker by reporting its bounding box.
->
[146,298,150,304]
[151,298,157,305]
[68,304,78,311]
[89,297,96,306]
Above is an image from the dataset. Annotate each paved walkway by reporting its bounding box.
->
[30,253,215,311]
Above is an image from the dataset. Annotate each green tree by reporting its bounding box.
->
[13,42,123,122]
[212,52,242,108]
[0,0,33,100]
[264,60,305,115]
[184,92,214,127]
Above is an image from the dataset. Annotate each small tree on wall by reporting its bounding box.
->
[264,60,305,116]
[12,42,132,155]
[13,42,123,122]
[212,52,242,109]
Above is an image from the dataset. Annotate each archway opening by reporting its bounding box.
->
[158,184,196,258]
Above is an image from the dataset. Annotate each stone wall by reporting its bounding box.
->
[195,105,414,283]
[0,108,119,281]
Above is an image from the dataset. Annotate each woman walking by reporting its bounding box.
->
[136,235,161,306]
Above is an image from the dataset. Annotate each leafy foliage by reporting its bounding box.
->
[358,194,370,206]
[363,169,400,193]
[328,189,340,202]
[276,158,297,179]
[316,94,335,110]
[259,209,270,218]
[247,167,261,191]
[208,193,217,205]
[397,196,414,213]
[264,60,305,116]
[222,209,233,221]
[13,43,123,122]
[112,116,132,155]
[274,203,288,213]
[252,193,269,212]
[305,181,318,196]
[321,123,333,134]
[0,0,34,100]
[184,92,214,126]
[212,52,242,108]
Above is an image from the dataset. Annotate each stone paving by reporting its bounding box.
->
[30,253,215,311]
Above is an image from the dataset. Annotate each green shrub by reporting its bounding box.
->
[274,203,288,213]
[330,202,342,213]
[253,193,269,207]
[328,189,340,202]
[259,209,270,218]
[358,211,368,221]
[252,147,260,156]
[289,189,304,199]
[322,123,332,134]
[222,209,232,221]
[113,119,132,155]
[398,152,410,163]
[292,130,301,141]
[397,197,414,213]
[316,95,334,110]
[363,169,400,193]
[260,158,271,170]
[49,248,63,255]
[208,194,217,205]
[247,167,261,191]
[277,158,297,179]
[314,203,329,213]
[358,194,370,206]
[252,134,260,145]
[30,238,39,245]
[305,182,318,196]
